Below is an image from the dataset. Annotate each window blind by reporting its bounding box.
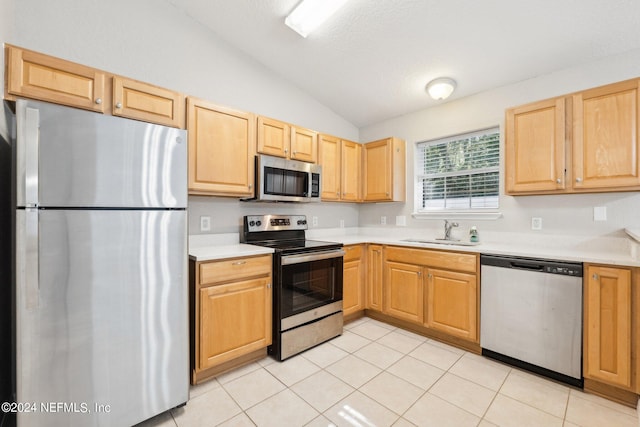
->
[416,128,500,211]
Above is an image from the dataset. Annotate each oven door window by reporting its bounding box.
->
[280,257,343,318]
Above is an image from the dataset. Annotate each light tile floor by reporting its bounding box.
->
[137,316,639,427]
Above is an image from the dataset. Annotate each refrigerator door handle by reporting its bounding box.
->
[17,104,40,207]
[24,208,40,309]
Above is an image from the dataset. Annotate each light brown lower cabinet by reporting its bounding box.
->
[384,261,423,324]
[366,244,384,312]
[343,245,365,317]
[377,246,479,345]
[190,254,272,384]
[425,268,477,342]
[584,264,640,404]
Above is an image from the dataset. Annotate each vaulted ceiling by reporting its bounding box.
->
[166,0,640,127]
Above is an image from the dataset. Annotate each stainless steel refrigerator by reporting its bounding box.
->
[12,99,189,426]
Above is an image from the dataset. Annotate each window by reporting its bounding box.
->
[415,128,500,213]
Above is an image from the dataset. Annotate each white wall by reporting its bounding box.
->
[359,48,640,239]
[5,0,361,234]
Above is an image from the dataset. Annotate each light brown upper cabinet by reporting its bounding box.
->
[506,78,640,195]
[362,137,406,202]
[257,116,318,163]
[257,116,291,158]
[187,97,256,197]
[5,44,185,128]
[506,97,566,193]
[5,44,106,113]
[573,79,640,190]
[112,77,184,128]
[291,126,318,163]
[318,134,361,201]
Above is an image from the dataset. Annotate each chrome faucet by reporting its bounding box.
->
[444,220,459,240]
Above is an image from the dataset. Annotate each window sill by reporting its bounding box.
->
[412,211,503,220]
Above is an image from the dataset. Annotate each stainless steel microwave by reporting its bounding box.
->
[244,154,322,202]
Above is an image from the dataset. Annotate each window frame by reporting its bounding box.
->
[412,127,502,220]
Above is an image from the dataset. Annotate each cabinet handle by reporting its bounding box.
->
[95,98,102,105]
[267,283,272,289]
[556,178,561,184]
[576,177,582,183]
[417,271,422,277]
[428,273,433,279]
[232,261,246,266]
[284,148,288,153]
[592,273,598,280]
[337,192,340,196]
[248,184,252,189]
[386,192,390,196]
[115,102,123,109]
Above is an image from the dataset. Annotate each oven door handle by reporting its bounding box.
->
[281,249,345,265]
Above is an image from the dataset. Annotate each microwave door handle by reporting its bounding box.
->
[281,249,345,265]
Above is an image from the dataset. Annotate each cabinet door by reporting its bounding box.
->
[112,76,184,128]
[343,258,364,316]
[384,261,424,324]
[341,140,361,201]
[318,134,341,200]
[257,116,290,158]
[505,97,566,193]
[573,80,640,190]
[187,97,256,196]
[199,277,272,370]
[425,268,477,342]
[291,126,318,163]
[6,45,105,112]
[585,265,632,388]
[363,138,393,201]
[366,245,384,311]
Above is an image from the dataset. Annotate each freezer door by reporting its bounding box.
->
[15,209,188,427]
[15,99,187,208]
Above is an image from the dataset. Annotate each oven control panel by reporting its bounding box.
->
[245,215,308,232]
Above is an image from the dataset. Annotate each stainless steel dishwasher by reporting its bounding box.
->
[480,254,583,387]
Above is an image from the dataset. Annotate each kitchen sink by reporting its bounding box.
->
[401,238,480,246]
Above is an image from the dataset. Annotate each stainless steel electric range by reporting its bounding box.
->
[241,214,344,360]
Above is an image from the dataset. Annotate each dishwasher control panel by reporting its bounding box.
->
[544,265,582,276]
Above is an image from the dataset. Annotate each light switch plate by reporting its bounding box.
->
[380,216,387,225]
[594,206,607,221]
[396,215,406,226]
[312,216,318,227]
[339,219,345,228]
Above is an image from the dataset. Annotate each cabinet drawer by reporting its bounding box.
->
[199,255,271,285]
[343,244,363,262]
[386,246,477,273]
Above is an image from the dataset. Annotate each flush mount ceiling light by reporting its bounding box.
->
[285,0,349,38]
[426,77,457,100]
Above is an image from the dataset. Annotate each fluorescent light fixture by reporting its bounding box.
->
[285,0,349,38]
[426,77,457,100]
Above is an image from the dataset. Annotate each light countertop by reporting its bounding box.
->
[189,228,640,267]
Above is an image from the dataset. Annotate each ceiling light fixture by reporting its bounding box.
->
[426,77,457,100]
[285,0,349,38]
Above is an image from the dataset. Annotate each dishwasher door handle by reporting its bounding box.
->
[510,261,545,272]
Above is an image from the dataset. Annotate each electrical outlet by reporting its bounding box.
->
[380,216,387,225]
[396,215,406,226]
[594,206,607,221]
[312,216,318,227]
[339,219,345,228]
[200,216,211,232]
[531,217,542,230]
